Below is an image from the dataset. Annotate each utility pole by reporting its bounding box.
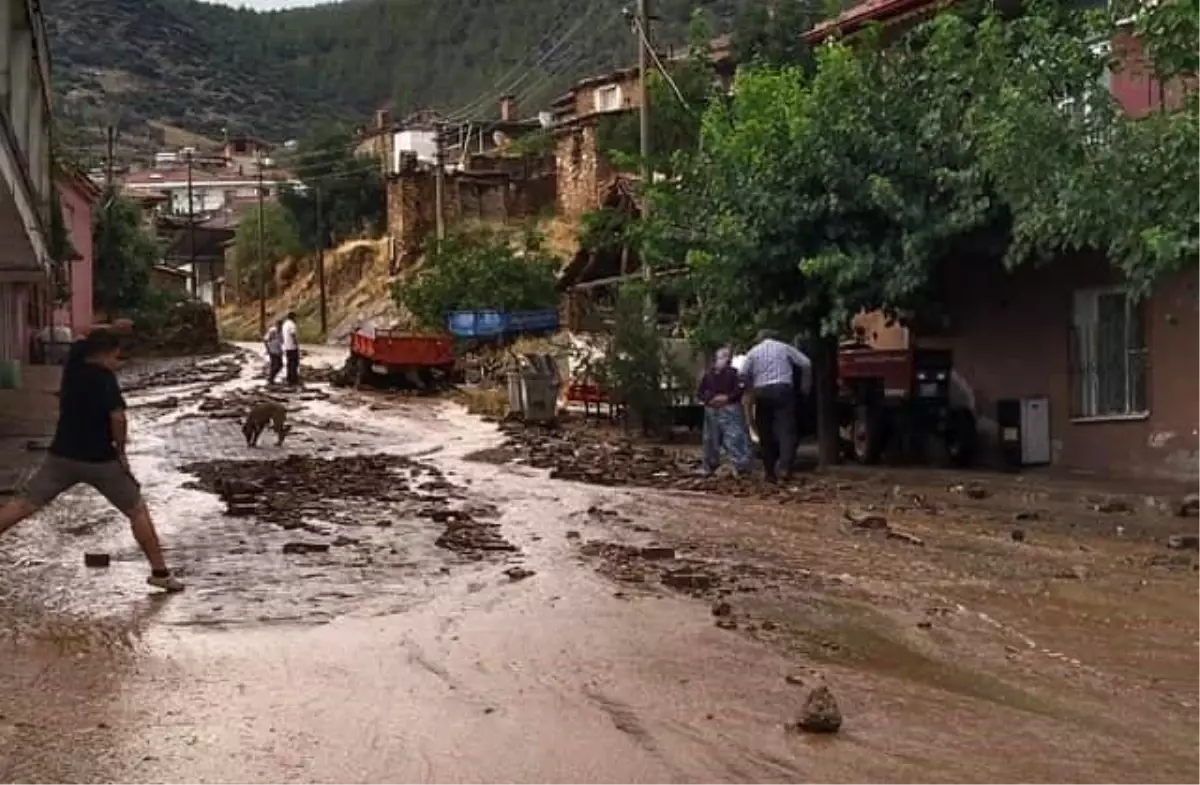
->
[636,0,655,300]
[434,121,446,243]
[104,125,116,190]
[257,155,267,336]
[186,150,198,297]
[637,0,650,194]
[316,184,327,336]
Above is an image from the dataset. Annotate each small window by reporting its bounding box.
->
[1070,286,1149,418]
[594,85,623,113]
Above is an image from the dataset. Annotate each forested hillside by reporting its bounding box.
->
[46,0,763,157]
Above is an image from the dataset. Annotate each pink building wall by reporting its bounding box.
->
[54,174,97,332]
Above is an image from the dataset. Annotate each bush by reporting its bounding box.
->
[394,226,559,331]
[602,282,685,435]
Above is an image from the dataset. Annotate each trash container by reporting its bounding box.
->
[0,359,21,390]
[519,371,559,423]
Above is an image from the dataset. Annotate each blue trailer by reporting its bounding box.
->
[446,309,559,340]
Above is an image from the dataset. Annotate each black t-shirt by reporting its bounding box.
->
[49,357,126,462]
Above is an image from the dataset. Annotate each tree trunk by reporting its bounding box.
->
[813,333,841,468]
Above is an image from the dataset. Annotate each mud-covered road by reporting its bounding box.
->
[0,348,1196,783]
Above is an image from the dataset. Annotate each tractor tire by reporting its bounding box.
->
[851,404,885,464]
[944,408,978,467]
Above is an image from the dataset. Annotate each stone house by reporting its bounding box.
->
[809,0,1197,482]
[385,151,555,272]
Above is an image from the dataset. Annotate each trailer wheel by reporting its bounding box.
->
[944,408,978,467]
[851,404,885,464]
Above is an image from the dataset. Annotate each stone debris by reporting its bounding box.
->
[503,566,536,581]
[844,510,889,530]
[83,552,111,568]
[182,452,518,561]
[1178,494,1199,518]
[1166,534,1199,551]
[282,542,330,555]
[886,529,925,547]
[790,685,843,734]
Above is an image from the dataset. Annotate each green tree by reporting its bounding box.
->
[231,203,302,295]
[93,189,158,317]
[731,0,817,70]
[602,282,679,435]
[277,129,386,250]
[394,227,559,330]
[597,11,719,178]
[644,2,1168,466]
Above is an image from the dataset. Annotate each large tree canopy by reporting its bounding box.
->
[642,0,1197,463]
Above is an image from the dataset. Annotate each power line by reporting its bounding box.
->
[446,0,609,122]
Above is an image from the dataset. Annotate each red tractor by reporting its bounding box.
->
[831,344,977,465]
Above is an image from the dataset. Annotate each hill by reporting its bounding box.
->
[46,0,747,158]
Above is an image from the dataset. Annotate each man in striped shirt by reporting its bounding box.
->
[739,330,812,481]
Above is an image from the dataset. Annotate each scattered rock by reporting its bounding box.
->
[711,601,732,617]
[1056,565,1088,580]
[844,510,889,530]
[83,552,111,568]
[503,566,536,582]
[715,618,738,630]
[282,542,330,555]
[565,530,581,540]
[639,545,676,560]
[1178,494,1199,518]
[1011,529,1026,543]
[965,484,989,500]
[1166,534,1199,551]
[885,529,925,547]
[1093,498,1132,514]
[791,685,842,734]
[662,570,715,591]
[917,619,933,630]
[1013,511,1040,522]
[331,535,360,547]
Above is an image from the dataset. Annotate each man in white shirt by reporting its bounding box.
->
[281,311,300,386]
[739,329,812,481]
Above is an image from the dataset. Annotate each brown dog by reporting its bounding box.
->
[242,401,291,447]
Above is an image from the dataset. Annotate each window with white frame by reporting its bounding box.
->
[1071,286,1148,418]
[594,84,623,113]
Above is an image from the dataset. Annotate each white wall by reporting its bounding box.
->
[391,130,438,172]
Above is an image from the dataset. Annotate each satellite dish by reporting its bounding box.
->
[493,130,509,147]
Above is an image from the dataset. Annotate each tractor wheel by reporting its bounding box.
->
[944,408,978,467]
[851,404,885,464]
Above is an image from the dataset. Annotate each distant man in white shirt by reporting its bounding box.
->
[263,319,284,384]
[739,329,813,481]
[281,311,300,386]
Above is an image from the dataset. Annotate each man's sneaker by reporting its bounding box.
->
[147,573,185,593]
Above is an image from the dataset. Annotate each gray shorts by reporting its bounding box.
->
[21,454,143,513]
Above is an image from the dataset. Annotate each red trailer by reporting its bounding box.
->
[347,327,455,389]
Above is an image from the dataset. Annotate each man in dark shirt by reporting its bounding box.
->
[0,328,184,592]
[696,347,753,476]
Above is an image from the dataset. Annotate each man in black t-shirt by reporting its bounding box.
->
[0,328,183,592]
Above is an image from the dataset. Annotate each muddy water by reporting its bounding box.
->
[0,350,813,782]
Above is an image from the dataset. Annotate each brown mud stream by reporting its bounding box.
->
[0,346,1196,783]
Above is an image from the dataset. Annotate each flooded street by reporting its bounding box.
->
[1,348,1196,783]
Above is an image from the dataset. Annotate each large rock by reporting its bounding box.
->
[793,685,843,734]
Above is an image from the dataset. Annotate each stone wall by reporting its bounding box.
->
[386,165,558,267]
[555,125,609,221]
